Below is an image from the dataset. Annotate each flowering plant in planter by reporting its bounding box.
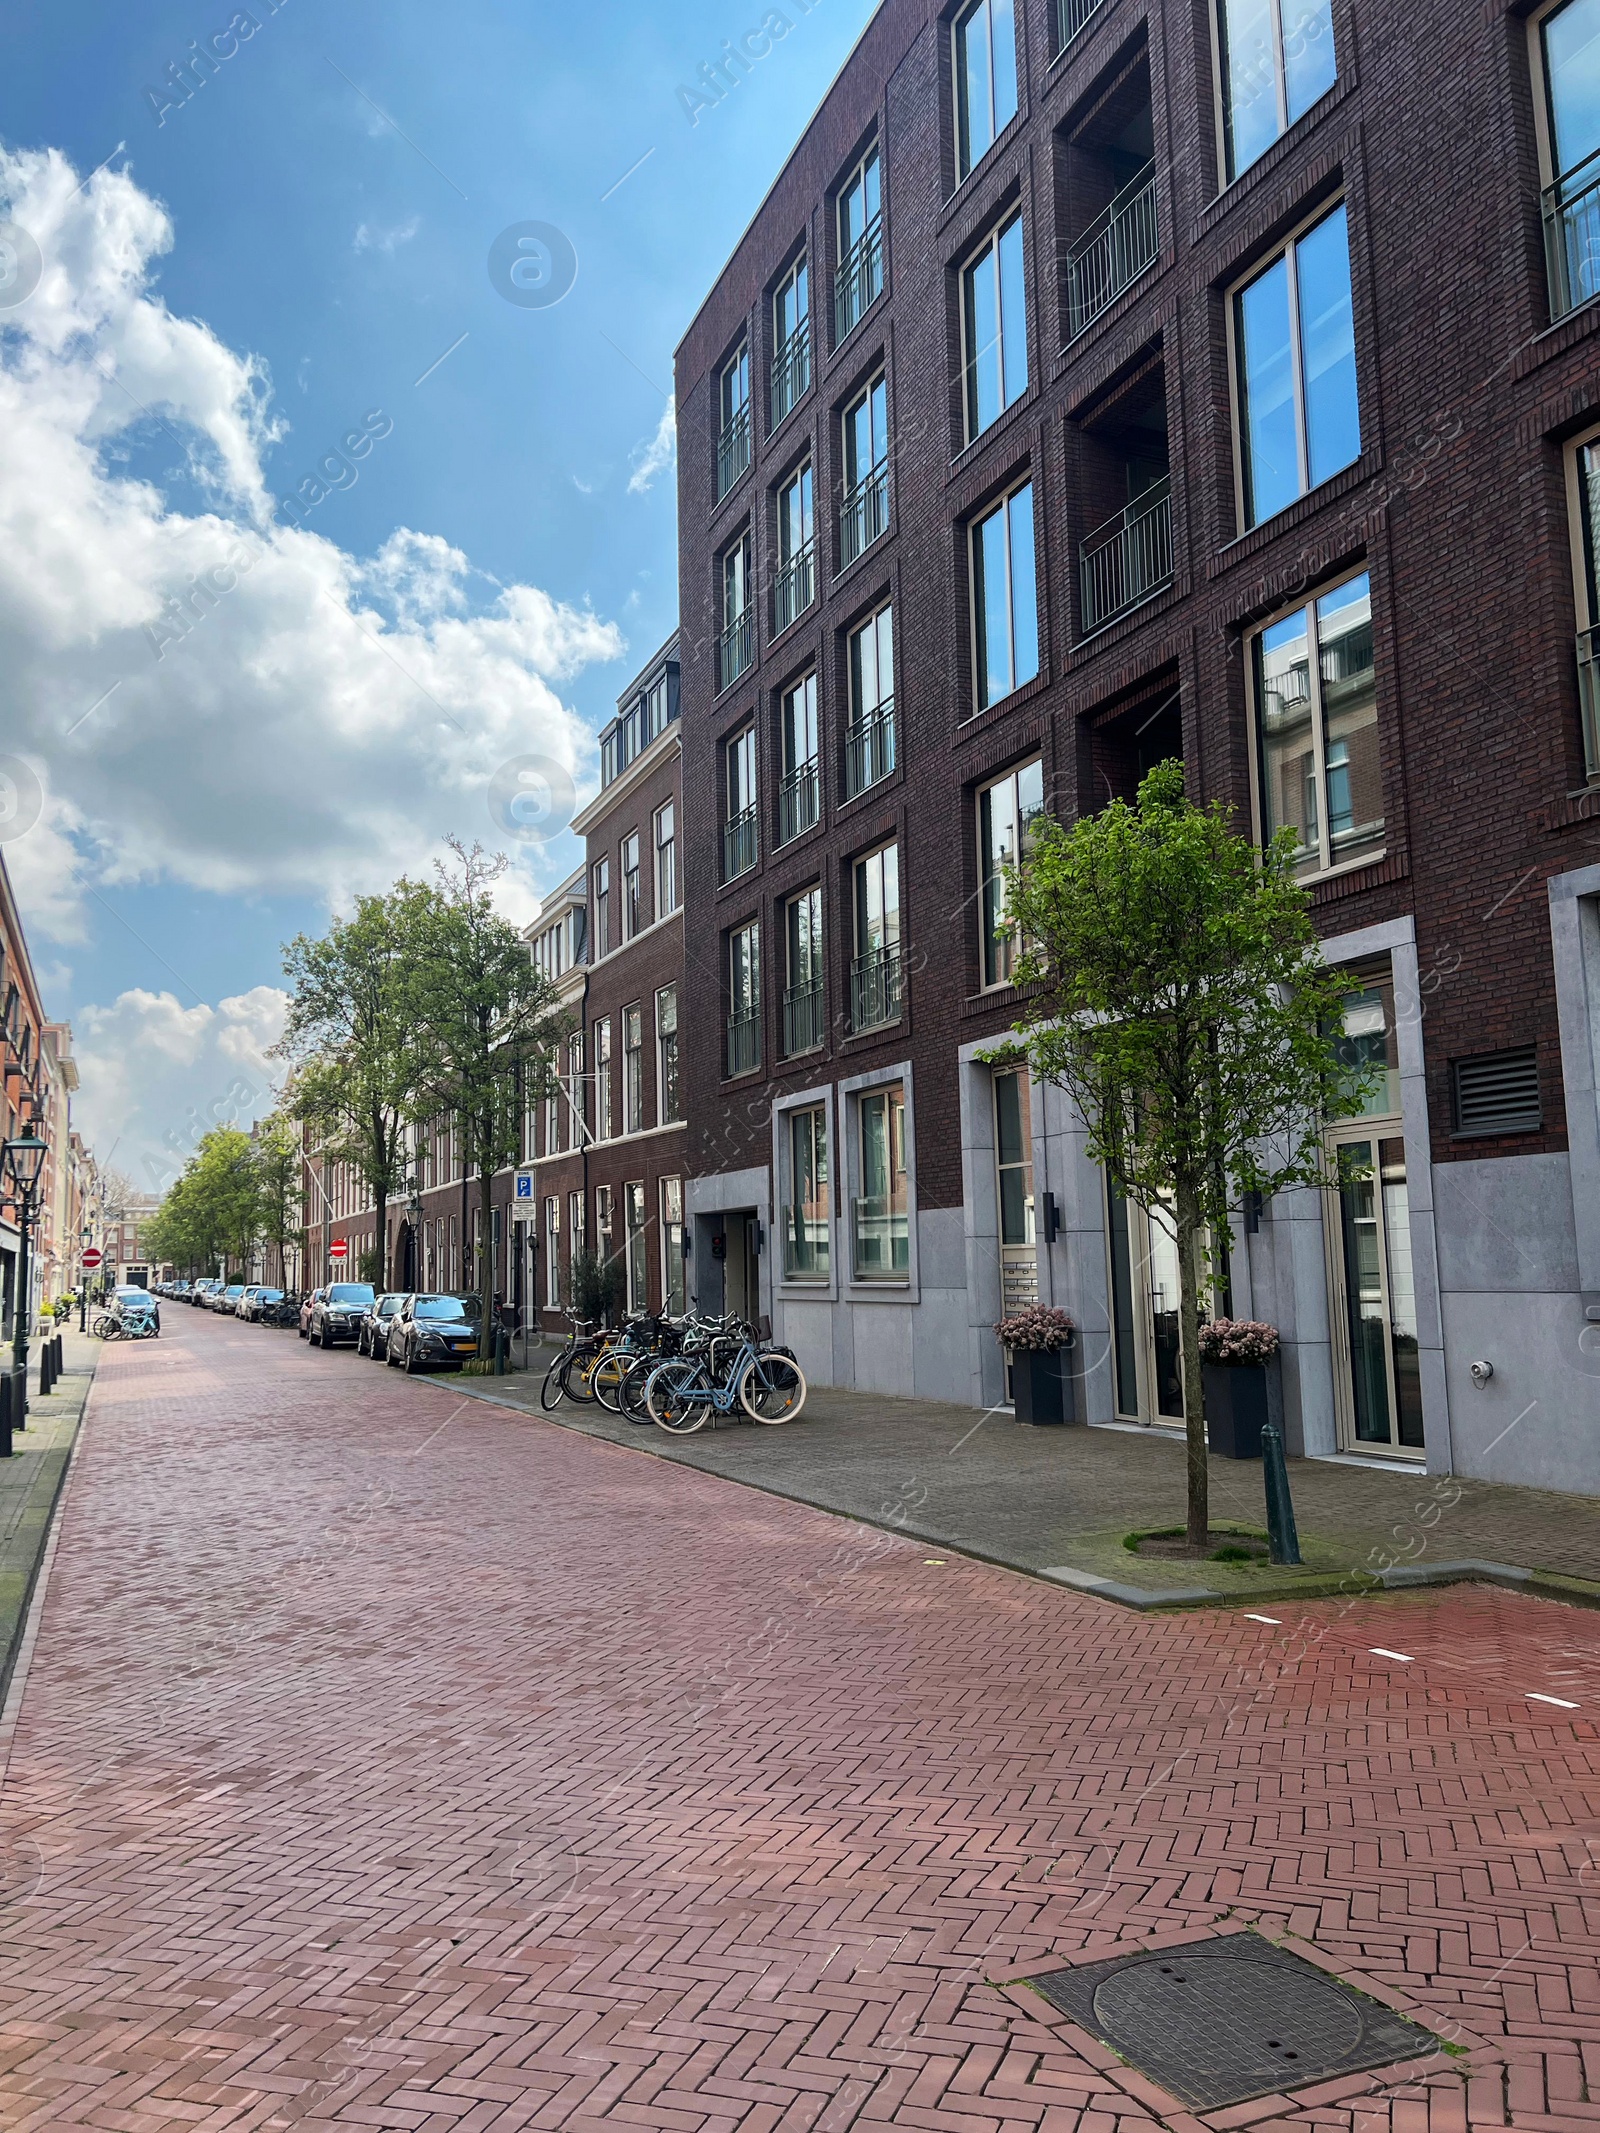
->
[1197,1317,1280,1367]
[995,1305,1076,1353]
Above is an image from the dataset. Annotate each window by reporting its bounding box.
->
[840,375,890,565]
[852,844,902,1031]
[718,340,752,497]
[600,727,620,786]
[1218,0,1336,181]
[717,534,754,692]
[620,832,641,940]
[622,1004,644,1134]
[544,1196,560,1308]
[784,885,825,1055]
[772,254,811,427]
[775,461,816,634]
[1540,0,1600,317]
[566,1030,586,1143]
[660,1176,686,1315]
[592,856,611,958]
[971,481,1038,709]
[780,671,820,842]
[595,1183,613,1251]
[836,143,883,341]
[620,695,642,766]
[993,1065,1036,1318]
[656,985,681,1122]
[594,1017,613,1141]
[783,1106,831,1278]
[846,604,895,796]
[962,214,1027,442]
[532,921,565,983]
[543,1075,560,1157]
[568,1189,586,1263]
[853,1084,908,1278]
[1253,570,1381,879]
[643,669,673,744]
[1234,202,1359,528]
[724,724,758,881]
[978,758,1044,987]
[654,800,679,914]
[624,1181,648,1313]
[955,0,1018,181]
[728,921,761,1076]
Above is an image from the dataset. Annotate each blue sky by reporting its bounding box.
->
[0,0,877,1184]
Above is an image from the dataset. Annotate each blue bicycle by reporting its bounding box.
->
[646,1324,807,1432]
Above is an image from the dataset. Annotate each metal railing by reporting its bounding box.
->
[716,404,751,498]
[1066,162,1158,337]
[722,804,758,882]
[1078,479,1172,634]
[845,699,896,797]
[770,320,812,429]
[783,980,824,1056]
[1580,625,1600,782]
[726,1010,760,1078]
[714,606,753,693]
[772,540,815,636]
[1544,148,1600,323]
[839,464,890,568]
[1055,0,1105,51]
[834,215,884,343]
[850,943,902,1032]
[778,762,820,845]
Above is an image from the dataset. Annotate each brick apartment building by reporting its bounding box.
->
[673,0,1600,1485]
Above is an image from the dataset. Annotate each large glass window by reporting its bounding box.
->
[660,1177,686,1315]
[1235,203,1359,527]
[780,671,820,842]
[656,984,681,1123]
[784,1106,831,1279]
[592,856,610,959]
[772,254,811,427]
[566,1031,585,1145]
[718,341,752,497]
[1253,570,1381,879]
[624,1181,648,1314]
[836,145,883,341]
[622,1003,644,1134]
[955,0,1019,180]
[654,800,678,915]
[994,1068,1034,1242]
[728,921,761,1076]
[775,461,815,632]
[1572,433,1600,776]
[978,758,1044,987]
[854,1085,909,1278]
[852,844,902,1031]
[840,375,890,564]
[544,1196,560,1307]
[621,831,641,940]
[847,605,896,795]
[594,1017,613,1141]
[1540,0,1600,318]
[1218,0,1336,181]
[971,482,1039,710]
[784,885,825,1055]
[724,724,758,882]
[962,214,1027,442]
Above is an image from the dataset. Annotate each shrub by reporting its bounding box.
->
[1197,1317,1280,1366]
[995,1304,1076,1353]
[568,1248,625,1328]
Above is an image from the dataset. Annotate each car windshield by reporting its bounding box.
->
[259,1289,283,1302]
[378,1296,403,1317]
[327,1285,375,1304]
[224,1285,244,1295]
[415,1296,479,1321]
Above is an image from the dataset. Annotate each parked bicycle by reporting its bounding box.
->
[646,1321,806,1432]
[539,1319,604,1411]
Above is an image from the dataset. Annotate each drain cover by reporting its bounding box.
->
[1027,1936,1439,2110]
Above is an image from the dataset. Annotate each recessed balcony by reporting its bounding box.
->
[1065,161,1158,338]
[1079,478,1172,635]
[717,405,751,500]
[714,607,753,694]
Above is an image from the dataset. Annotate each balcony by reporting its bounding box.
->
[778,761,820,845]
[834,215,883,343]
[717,405,751,499]
[722,804,758,883]
[845,699,896,798]
[715,606,753,694]
[1056,0,1105,50]
[1079,479,1172,635]
[839,465,889,568]
[1065,161,1159,338]
[772,540,815,637]
[783,980,824,1056]
[850,943,902,1032]
[770,320,811,430]
[1580,626,1600,781]
[726,1010,760,1078]
[1543,147,1600,323]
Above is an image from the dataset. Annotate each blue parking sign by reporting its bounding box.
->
[514,1172,534,1200]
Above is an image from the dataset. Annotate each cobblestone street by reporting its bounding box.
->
[3,1312,1600,2131]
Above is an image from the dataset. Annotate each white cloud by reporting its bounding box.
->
[353,215,420,256]
[627,395,676,494]
[0,145,625,941]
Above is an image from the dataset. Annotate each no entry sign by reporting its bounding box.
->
[82,1247,103,1269]
[329,1238,349,1261]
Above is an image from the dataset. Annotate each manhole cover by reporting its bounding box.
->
[1027,1935,1440,2110]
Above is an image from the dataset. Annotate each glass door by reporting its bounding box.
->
[1104,1181,1197,1425]
[1328,1131,1424,1456]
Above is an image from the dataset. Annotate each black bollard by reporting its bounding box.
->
[39,1346,51,1397]
[53,1332,63,1374]
[0,1372,11,1457]
[8,1362,23,1432]
[1261,1421,1302,1565]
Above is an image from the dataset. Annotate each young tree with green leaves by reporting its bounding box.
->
[147,1128,263,1277]
[1004,761,1370,1550]
[253,1111,305,1291]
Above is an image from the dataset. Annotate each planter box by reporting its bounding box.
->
[1202,1358,1283,1459]
[1011,1340,1078,1426]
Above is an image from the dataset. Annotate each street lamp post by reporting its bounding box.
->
[406,1179,423,1291]
[78,1224,92,1332]
[4,1129,50,1424]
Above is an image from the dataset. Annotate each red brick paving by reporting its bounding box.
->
[0,1317,1598,2131]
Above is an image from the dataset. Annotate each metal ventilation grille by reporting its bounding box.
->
[1452,1047,1541,1136]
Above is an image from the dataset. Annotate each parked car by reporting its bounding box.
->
[236,1286,265,1318]
[385,1293,483,1373]
[357,1292,408,1359]
[215,1283,247,1315]
[198,1280,227,1309]
[240,1286,285,1322]
[186,1281,211,1305]
[307,1282,376,1349]
[298,1289,324,1337]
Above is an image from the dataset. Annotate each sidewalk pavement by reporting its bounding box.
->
[455,1363,1600,1608]
[0,1323,96,1706]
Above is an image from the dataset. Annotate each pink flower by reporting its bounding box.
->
[1196,1317,1280,1366]
[995,1305,1076,1353]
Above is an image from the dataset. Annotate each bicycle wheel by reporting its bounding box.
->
[648,1359,712,1434]
[618,1354,657,1422]
[591,1349,632,1413]
[740,1352,808,1423]
[561,1348,601,1405]
[540,1353,568,1411]
[92,1314,119,1340]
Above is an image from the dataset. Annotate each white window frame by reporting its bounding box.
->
[1563,417,1600,780]
[621,830,641,940]
[593,1016,613,1141]
[976,757,1044,990]
[654,800,679,915]
[838,1060,919,1301]
[656,983,681,1124]
[544,1196,560,1308]
[622,1001,644,1135]
[624,1180,648,1314]
[659,1175,687,1316]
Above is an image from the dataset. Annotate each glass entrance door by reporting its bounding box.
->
[1106,1182,1195,1425]
[1329,1132,1424,1455]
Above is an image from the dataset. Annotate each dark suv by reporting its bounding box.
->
[307,1282,377,1348]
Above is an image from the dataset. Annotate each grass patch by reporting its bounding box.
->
[1123,1521,1272,1563]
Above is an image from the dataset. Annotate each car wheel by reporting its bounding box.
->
[405,1344,422,1374]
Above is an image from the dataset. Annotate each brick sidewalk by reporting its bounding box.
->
[1,1308,1599,2129]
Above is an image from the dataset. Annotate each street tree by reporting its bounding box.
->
[148,1128,262,1276]
[253,1111,305,1291]
[1004,760,1370,1550]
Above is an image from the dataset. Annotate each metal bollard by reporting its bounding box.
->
[0,1372,11,1457]
[493,1324,508,1376]
[39,1346,52,1397]
[1261,1422,1303,1566]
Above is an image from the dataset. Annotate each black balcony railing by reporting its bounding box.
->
[783,980,824,1056]
[850,943,902,1032]
[726,1010,760,1078]
[778,762,820,845]
[1055,0,1104,52]
[1078,479,1172,635]
[834,215,883,343]
[1065,161,1159,337]
[722,804,758,882]
[715,606,753,693]
[716,404,751,498]
[770,320,812,429]
[839,464,889,568]
[1544,146,1600,323]
[845,699,896,798]
[773,540,815,636]
[1580,625,1600,782]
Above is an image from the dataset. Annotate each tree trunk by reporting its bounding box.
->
[372,1103,389,1292]
[1174,1175,1209,1552]
[478,1137,495,1359]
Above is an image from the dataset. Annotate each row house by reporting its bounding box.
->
[0,854,83,1332]
[672,0,1600,1489]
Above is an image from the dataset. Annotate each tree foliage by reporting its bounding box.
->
[144,1128,263,1275]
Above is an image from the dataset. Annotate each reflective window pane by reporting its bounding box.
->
[1545,0,1600,179]
[1297,205,1360,488]
[1237,256,1298,524]
[1282,0,1337,126]
[1220,0,1280,176]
